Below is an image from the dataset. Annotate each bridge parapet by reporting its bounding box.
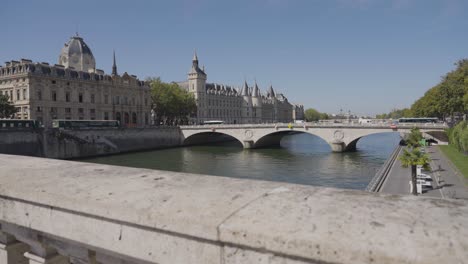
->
[180,122,448,130]
[0,154,466,264]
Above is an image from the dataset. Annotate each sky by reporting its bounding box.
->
[1,0,467,116]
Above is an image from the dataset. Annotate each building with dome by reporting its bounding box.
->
[0,34,151,127]
[177,53,304,124]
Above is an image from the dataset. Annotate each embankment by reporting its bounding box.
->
[0,127,183,159]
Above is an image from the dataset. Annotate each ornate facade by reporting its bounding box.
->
[178,54,304,124]
[0,35,151,127]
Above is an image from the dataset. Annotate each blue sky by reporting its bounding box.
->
[1,0,467,116]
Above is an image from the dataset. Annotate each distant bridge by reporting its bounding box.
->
[180,123,448,152]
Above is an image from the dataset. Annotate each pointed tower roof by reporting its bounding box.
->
[268,85,275,97]
[112,50,118,76]
[253,81,260,97]
[189,51,206,76]
[241,81,249,96]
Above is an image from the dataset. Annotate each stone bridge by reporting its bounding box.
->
[180,123,448,152]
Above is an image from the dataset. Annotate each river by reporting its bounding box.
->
[82,133,401,190]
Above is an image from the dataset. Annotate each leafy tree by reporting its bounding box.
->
[149,77,197,125]
[319,112,329,120]
[410,59,468,120]
[399,128,431,195]
[304,108,321,121]
[406,128,424,148]
[0,94,16,118]
[375,108,412,119]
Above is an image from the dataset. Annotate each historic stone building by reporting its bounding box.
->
[178,54,304,124]
[0,34,151,127]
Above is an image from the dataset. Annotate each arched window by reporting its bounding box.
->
[132,112,137,124]
[124,112,130,124]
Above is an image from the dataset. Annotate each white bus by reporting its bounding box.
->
[202,120,225,125]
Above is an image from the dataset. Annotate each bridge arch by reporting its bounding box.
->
[182,131,244,147]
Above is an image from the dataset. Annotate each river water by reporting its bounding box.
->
[82,133,400,190]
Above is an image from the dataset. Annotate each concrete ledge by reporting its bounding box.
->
[0,154,467,263]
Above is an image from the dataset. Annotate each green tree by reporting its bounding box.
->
[149,77,197,125]
[0,94,16,118]
[319,112,329,120]
[304,108,321,122]
[399,128,431,195]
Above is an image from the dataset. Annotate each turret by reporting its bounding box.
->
[251,81,262,123]
[188,51,207,123]
[241,81,253,123]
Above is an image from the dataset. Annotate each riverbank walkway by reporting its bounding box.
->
[380,145,468,199]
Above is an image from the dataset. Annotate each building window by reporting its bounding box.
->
[78,108,84,114]
[91,94,95,103]
[52,91,57,101]
[104,95,109,104]
[36,106,42,112]
[132,112,137,124]
[65,108,71,113]
[37,90,42,100]
[16,90,20,101]
[144,98,148,106]
[90,109,95,115]
[115,96,120,105]
[50,107,57,113]
[104,112,109,120]
[22,89,27,100]
[79,93,83,103]
[51,80,56,84]
[65,92,70,102]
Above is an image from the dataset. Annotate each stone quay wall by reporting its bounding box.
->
[0,127,183,159]
[0,154,467,264]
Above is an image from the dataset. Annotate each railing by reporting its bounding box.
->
[366,145,402,192]
[180,122,448,129]
[0,154,466,264]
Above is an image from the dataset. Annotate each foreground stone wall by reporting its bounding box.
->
[0,154,467,264]
[0,127,182,159]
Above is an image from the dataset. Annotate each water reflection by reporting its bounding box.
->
[82,133,400,190]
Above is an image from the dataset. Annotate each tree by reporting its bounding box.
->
[319,112,329,120]
[304,108,321,121]
[0,94,16,118]
[399,128,431,195]
[148,77,197,125]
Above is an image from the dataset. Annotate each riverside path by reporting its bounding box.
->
[380,145,468,199]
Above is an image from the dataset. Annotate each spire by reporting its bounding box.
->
[268,85,275,97]
[242,81,249,96]
[253,81,260,97]
[193,50,198,62]
[112,50,118,76]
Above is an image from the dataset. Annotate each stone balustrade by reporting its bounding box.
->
[0,154,467,264]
